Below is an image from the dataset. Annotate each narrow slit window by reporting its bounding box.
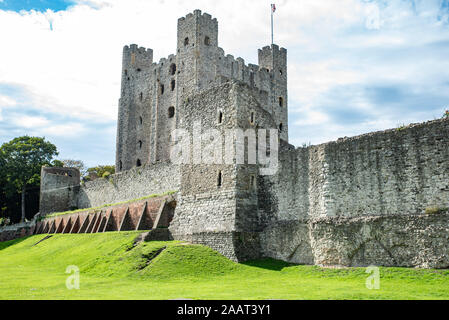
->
[168,106,175,118]
[250,112,255,124]
[138,140,143,149]
[139,92,143,101]
[184,37,189,46]
[136,159,142,167]
[205,36,210,46]
[170,64,177,75]
[279,123,283,132]
[218,111,223,124]
[279,97,284,107]
[250,175,256,189]
[160,84,165,95]
[217,171,223,187]
[171,79,176,91]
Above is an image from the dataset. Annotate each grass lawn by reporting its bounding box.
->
[0,232,448,300]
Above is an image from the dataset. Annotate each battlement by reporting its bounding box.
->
[124,44,153,55]
[178,9,218,24]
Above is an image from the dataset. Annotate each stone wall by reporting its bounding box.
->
[260,118,449,268]
[40,167,81,215]
[261,212,449,269]
[77,162,180,210]
[0,222,36,242]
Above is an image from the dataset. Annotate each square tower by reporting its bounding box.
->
[177,10,219,95]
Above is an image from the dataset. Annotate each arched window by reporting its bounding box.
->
[169,64,177,75]
[168,106,175,118]
[171,79,176,91]
[136,159,142,167]
[184,37,189,46]
[204,36,210,46]
[217,171,223,187]
[279,97,284,107]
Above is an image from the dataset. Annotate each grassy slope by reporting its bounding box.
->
[0,233,448,300]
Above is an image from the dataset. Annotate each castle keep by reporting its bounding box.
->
[2,10,448,269]
[116,10,287,171]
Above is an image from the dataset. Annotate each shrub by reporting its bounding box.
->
[425,207,448,215]
[0,217,11,227]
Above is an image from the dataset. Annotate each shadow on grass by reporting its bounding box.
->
[0,236,30,251]
[242,258,297,271]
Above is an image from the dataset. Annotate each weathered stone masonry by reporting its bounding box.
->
[2,10,448,269]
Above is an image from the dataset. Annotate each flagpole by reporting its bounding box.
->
[271,5,274,45]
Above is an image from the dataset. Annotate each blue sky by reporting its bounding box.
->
[0,0,448,167]
[0,0,73,12]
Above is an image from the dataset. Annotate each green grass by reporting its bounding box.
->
[0,233,448,300]
[46,191,177,218]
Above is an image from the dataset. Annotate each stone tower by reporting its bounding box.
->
[116,10,288,173]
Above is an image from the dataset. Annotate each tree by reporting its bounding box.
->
[61,159,87,177]
[0,136,59,222]
[85,165,115,181]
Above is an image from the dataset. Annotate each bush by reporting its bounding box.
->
[425,207,448,215]
[0,217,11,227]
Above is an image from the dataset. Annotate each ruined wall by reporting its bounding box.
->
[322,119,449,218]
[39,167,80,215]
[260,118,449,268]
[77,163,180,210]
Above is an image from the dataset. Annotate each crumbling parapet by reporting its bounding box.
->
[39,167,81,216]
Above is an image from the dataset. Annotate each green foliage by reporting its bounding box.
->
[444,110,449,119]
[425,207,448,215]
[0,136,57,194]
[102,171,111,179]
[84,165,115,182]
[0,217,10,227]
[0,136,59,222]
[61,159,87,177]
[1,233,449,300]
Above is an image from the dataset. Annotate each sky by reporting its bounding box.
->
[0,0,448,167]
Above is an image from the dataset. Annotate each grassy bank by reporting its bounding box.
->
[0,233,448,300]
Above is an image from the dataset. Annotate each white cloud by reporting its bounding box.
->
[0,0,448,154]
[40,123,86,137]
[0,95,17,107]
[13,115,50,128]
